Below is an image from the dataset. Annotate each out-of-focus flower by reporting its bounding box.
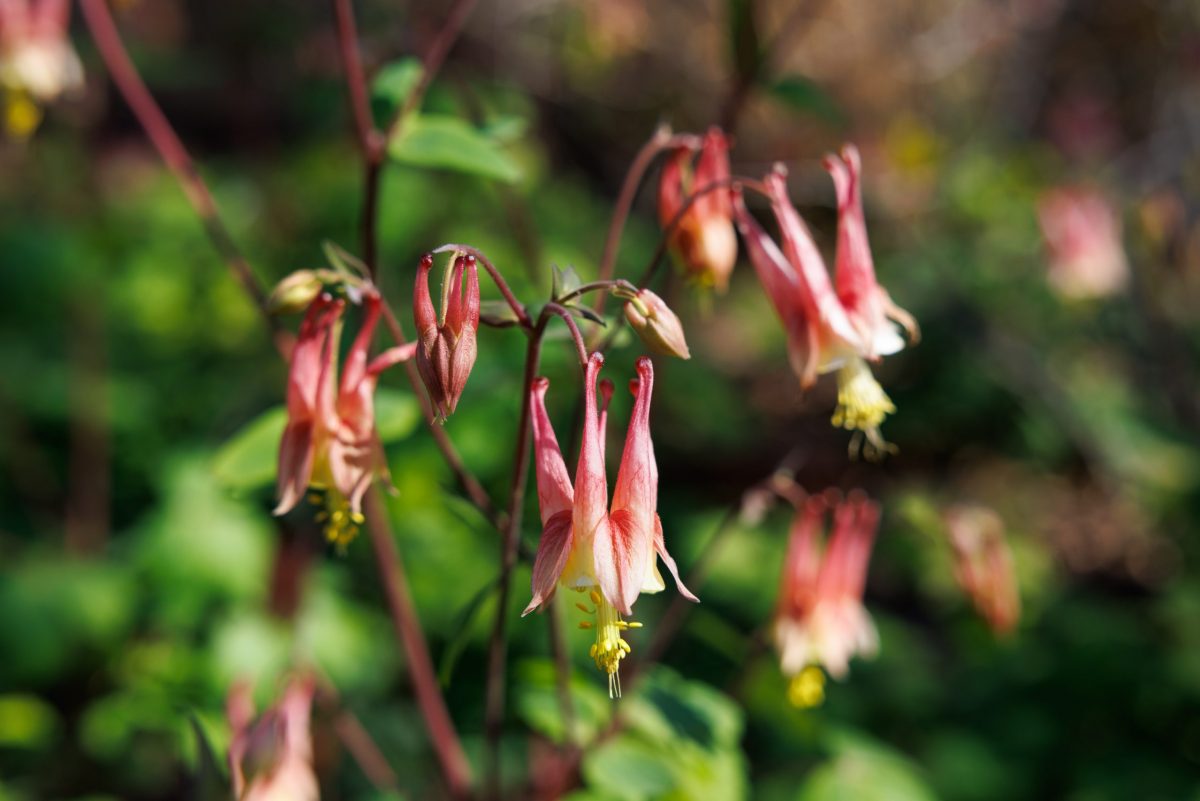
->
[414,252,480,420]
[228,675,319,801]
[523,354,697,697]
[658,127,738,292]
[774,490,880,707]
[733,145,918,457]
[623,288,691,359]
[944,504,1020,635]
[0,0,82,137]
[1037,186,1128,300]
[274,289,415,547]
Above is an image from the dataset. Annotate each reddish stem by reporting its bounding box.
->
[385,0,478,141]
[365,490,473,799]
[593,127,701,314]
[78,0,279,339]
[543,303,590,369]
[484,313,549,800]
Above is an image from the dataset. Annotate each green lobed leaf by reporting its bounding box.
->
[388,114,521,183]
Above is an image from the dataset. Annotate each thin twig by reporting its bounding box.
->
[385,0,479,141]
[543,303,590,368]
[484,315,548,800]
[434,243,532,329]
[365,489,473,800]
[78,0,279,341]
[592,127,702,315]
[555,279,638,306]
[378,302,502,529]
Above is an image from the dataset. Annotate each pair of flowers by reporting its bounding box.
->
[273,253,480,546]
[661,132,918,454]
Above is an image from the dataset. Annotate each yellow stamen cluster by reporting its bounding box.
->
[832,357,897,460]
[4,90,41,139]
[309,491,364,550]
[787,665,827,708]
[575,588,642,698]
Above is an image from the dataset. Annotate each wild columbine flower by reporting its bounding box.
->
[414,252,480,420]
[1037,186,1128,300]
[944,504,1020,635]
[274,288,415,547]
[658,127,738,292]
[733,145,918,457]
[0,0,82,137]
[523,353,697,697]
[774,490,880,708]
[622,287,691,359]
[227,675,319,801]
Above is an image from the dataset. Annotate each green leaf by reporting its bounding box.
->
[211,406,287,491]
[375,389,421,442]
[479,300,524,328]
[323,240,370,278]
[212,390,420,490]
[514,659,612,745]
[583,735,678,801]
[552,264,583,300]
[766,76,845,126]
[798,733,940,801]
[388,114,521,183]
[371,57,425,125]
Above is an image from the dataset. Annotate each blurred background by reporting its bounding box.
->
[2,0,1200,798]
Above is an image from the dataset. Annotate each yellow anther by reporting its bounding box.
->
[589,590,603,606]
[578,621,593,629]
[627,622,643,629]
[576,602,594,614]
[833,357,898,460]
[787,666,826,709]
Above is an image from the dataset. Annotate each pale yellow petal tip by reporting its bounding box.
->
[787,666,827,709]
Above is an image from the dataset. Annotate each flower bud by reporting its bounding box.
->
[413,253,481,419]
[267,270,326,315]
[658,127,737,292]
[623,289,690,359]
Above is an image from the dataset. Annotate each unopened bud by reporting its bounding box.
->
[623,289,690,359]
[268,270,326,315]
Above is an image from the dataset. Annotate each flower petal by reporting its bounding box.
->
[653,514,698,601]
[523,510,574,616]
[531,376,574,524]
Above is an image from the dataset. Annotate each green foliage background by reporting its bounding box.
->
[1,1,1199,799]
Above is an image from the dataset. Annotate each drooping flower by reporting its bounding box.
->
[658,127,738,292]
[1037,186,1128,300]
[774,490,880,708]
[414,252,480,420]
[732,145,918,456]
[944,504,1020,635]
[227,675,319,801]
[523,354,696,697]
[622,287,691,359]
[274,288,415,547]
[0,0,82,138]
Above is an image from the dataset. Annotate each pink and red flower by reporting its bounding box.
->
[733,144,918,455]
[1037,185,1128,300]
[274,288,415,547]
[227,675,319,801]
[774,490,880,707]
[658,127,738,292]
[524,354,696,696]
